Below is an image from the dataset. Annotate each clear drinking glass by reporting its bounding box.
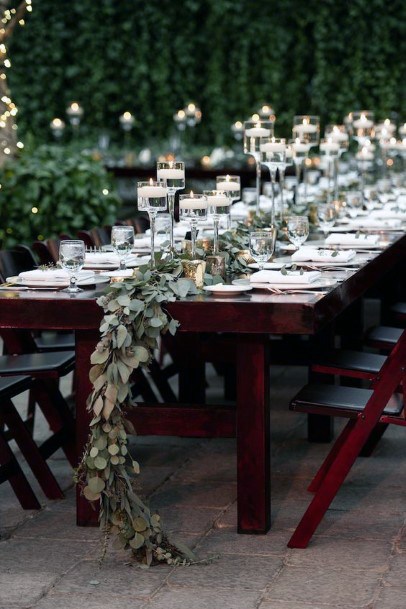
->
[244,119,274,212]
[204,189,231,255]
[215,175,241,203]
[156,161,185,256]
[111,225,134,270]
[287,216,309,250]
[59,240,85,293]
[317,203,337,236]
[260,137,286,223]
[179,193,208,259]
[137,180,168,269]
[249,230,276,270]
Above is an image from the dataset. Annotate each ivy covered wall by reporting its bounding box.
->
[7,0,406,146]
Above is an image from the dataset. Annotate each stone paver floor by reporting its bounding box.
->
[0,364,405,609]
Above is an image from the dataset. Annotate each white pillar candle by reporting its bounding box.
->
[353,117,373,129]
[292,142,310,153]
[245,127,271,137]
[180,199,208,210]
[157,168,185,179]
[138,185,167,198]
[206,195,231,207]
[260,142,286,152]
[217,180,240,191]
[320,142,340,153]
[293,124,318,135]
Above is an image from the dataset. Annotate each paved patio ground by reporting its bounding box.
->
[0,358,405,609]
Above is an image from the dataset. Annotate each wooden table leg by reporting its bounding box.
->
[178,333,206,404]
[308,326,335,443]
[236,334,270,534]
[75,329,99,526]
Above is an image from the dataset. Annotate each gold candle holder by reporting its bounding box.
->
[235,249,256,265]
[181,260,206,289]
[182,237,213,256]
[206,255,226,278]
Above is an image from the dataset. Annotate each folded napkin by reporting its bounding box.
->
[133,237,151,249]
[250,270,321,284]
[369,209,406,221]
[346,218,402,229]
[85,252,121,264]
[18,269,94,283]
[325,233,380,246]
[291,247,356,263]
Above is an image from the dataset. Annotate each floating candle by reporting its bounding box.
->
[245,127,271,137]
[138,185,167,198]
[157,168,185,179]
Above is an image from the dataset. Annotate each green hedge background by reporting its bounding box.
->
[7,0,406,147]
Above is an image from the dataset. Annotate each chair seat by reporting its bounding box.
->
[0,375,32,398]
[313,349,386,374]
[365,326,403,346]
[34,332,75,352]
[290,384,403,418]
[0,351,75,376]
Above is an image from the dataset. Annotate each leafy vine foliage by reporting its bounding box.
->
[7,0,405,147]
[76,255,198,567]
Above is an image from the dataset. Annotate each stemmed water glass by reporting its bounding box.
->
[59,240,85,293]
[249,230,276,271]
[156,161,185,256]
[204,190,230,255]
[243,120,274,212]
[317,203,337,237]
[179,193,208,259]
[137,180,168,269]
[260,137,286,224]
[286,216,309,250]
[111,225,135,270]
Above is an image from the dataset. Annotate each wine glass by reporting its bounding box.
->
[137,180,168,269]
[287,216,309,250]
[156,161,185,256]
[216,175,241,203]
[111,225,134,270]
[249,230,276,271]
[59,240,85,293]
[243,119,274,212]
[260,137,286,224]
[204,190,230,255]
[179,193,208,259]
[317,203,337,237]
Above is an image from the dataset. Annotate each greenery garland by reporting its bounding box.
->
[76,255,199,567]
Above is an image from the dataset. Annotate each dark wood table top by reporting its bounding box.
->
[0,233,404,335]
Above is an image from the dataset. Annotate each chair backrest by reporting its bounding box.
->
[32,240,56,265]
[0,247,37,281]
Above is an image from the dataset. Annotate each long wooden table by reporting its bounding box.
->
[0,234,404,532]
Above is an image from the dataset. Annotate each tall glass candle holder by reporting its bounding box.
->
[319,138,340,204]
[216,175,241,203]
[293,116,320,203]
[204,190,230,255]
[243,120,274,212]
[260,138,286,224]
[290,138,311,207]
[179,193,208,259]
[137,180,168,269]
[352,111,375,146]
[278,144,293,218]
[157,161,185,256]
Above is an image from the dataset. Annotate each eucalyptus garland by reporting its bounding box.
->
[76,255,198,567]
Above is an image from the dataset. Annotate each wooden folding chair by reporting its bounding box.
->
[287,328,406,549]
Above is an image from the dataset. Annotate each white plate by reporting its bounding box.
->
[203,284,252,296]
[250,277,338,290]
[8,275,110,289]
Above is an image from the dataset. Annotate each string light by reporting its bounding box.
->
[0,1,33,159]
